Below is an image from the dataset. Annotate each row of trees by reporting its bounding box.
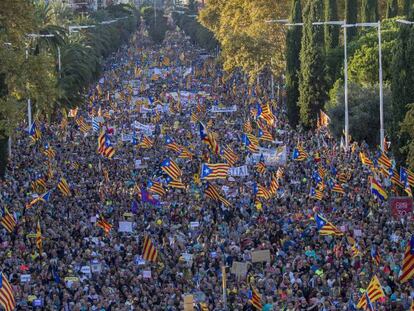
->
[140,5,169,44]
[200,0,414,167]
[0,0,140,176]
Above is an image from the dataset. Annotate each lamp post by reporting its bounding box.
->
[342,22,384,151]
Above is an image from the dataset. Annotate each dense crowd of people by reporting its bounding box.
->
[0,24,413,311]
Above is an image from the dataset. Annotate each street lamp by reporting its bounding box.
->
[342,22,384,151]
[266,19,350,150]
[68,25,96,33]
[396,19,414,25]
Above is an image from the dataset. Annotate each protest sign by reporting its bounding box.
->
[231,261,248,279]
[390,197,413,219]
[118,221,133,233]
[210,105,238,113]
[228,165,249,177]
[184,295,194,311]
[251,250,271,263]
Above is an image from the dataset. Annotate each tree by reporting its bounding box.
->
[327,82,391,146]
[199,0,288,81]
[286,0,302,127]
[298,0,326,128]
[345,0,358,40]
[391,23,414,163]
[361,0,379,22]
[403,0,413,16]
[347,18,399,86]
[386,0,398,18]
[324,0,339,51]
[401,103,414,170]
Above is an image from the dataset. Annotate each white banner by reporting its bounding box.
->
[228,165,249,177]
[132,121,155,135]
[121,133,133,142]
[210,105,238,113]
[248,146,287,166]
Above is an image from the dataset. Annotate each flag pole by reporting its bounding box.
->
[222,265,227,310]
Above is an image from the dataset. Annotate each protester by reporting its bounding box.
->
[0,25,413,311]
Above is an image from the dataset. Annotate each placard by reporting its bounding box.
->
[390,197,413,219]
[118,221,133,233]
[251,250,271,263]
[80,266,91,275]
[190,221,199,228]
[20,274,31,283]
[231,261,248,279]
[143,270,151,278]
[183,295,194,311]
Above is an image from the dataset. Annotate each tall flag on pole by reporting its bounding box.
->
[165,135,182,153]
[371,246,381,265]
[200,163,229,180]
[138,136,154,149]
[357,275,385,309]
[147,180,166,196]
[165,176,186,190]
[26,191,51,209]
[0,272,16,311]
[314,214,343,236]
[142,235,158,262]
[0,207,16,234]
[399,235,414,283]
[255,154,266,174]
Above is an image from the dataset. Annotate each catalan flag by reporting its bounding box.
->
[371,246,381,265]
[357,275,385,309]
[36,220,42,253]
[75,117,91,133]
[28,121,42,142]
[314,214,343,236]
[349,244,360,258]
[254,183,272,200]
[332,183,345,195]
[204,183,231,207]
[259,102,275,125]
[26,191,51,208]
[269,174,279,194]
[200,163,229,180]
[377,152,392,169]
[360,152,374,166]
[161,158,182,181]
[258,128,273,142]
[96,215,112,236]
[317,110,330,128]
[0,272,16,311]
[221,145,239,166]
[138,136,154,149]
[400,167,414,187]
[142,235,158,262]
[0,207,16,233]
[57,178,71,196]
[249,286,263,310]
[292,145,308,161]
[147,180,166,196]
[165,135,182,153]
[42,143,56,159]
[178,147,193,160]
[165,176,186,190]
[310,187,323,200]
[98,131,115,159]
[255,155,266,174]
[242,133,259,153]
[31,175,47,193]
[243,119,253,133]
[389,169,404,188]
[400,235,414,283]
[371,179,388,201]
